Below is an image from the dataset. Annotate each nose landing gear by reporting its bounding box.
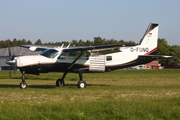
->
[19,72,27,89]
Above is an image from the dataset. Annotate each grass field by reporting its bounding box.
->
[0,69,180,120]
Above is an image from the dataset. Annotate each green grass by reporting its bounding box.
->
[0,69,180,119]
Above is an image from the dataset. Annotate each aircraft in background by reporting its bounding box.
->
[6,23,171,89]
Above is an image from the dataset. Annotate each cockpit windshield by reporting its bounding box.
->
[40,49,59,59]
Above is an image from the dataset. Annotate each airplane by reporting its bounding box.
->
[6,23,171,89]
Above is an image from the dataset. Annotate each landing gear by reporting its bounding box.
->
[19,81,27,89]
[19,71,27,89]
[77,71,86,88]
[77,80,86,88]
[56,79,65,87]
[56,70,87,88]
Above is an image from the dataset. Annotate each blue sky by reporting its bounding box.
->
[0,0,179,45]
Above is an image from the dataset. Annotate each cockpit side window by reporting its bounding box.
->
[40,49,59,59]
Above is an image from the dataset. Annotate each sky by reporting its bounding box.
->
[0,0,180,45]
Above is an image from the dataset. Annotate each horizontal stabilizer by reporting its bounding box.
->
[138,55,172,59]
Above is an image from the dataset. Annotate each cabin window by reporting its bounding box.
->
[106,56,112,61]
[68,53,76,60]
[40,49,59,59]
[80,55,89,60]
[58,53,66,60]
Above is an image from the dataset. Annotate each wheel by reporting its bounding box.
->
[77,80,86,88]
[56,79,65,87]
[19,82,27,89]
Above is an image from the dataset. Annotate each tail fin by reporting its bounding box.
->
[139,23,158,48]
[120,23,159,55]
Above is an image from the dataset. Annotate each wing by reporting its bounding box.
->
[21,44,121,53]
[20,45,48,51]
[62,44,120,52]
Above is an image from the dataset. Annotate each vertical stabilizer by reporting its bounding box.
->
[120,23,159,55]
[139,23,159,52]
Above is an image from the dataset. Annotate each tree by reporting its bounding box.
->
[85,40,93,46]
[106,39,118,44]
[27,40,32,45]
[71,40,78,46]
[77,39,85,46]
[94,37,104,45]
[169,45,180,64]
[157,38,171,65]
[12,38,18,46]
[21,39,28,45]
[157,38,170,55]
[34,39,42,45]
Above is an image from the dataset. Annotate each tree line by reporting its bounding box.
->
[0,37,180,65]
[0,37,136,47]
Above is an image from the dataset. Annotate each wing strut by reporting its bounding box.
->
[56,51,85,87]
[62,51,84,80]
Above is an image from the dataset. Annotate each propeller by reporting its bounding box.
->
[7,47,16,78]
[8,47,14,60]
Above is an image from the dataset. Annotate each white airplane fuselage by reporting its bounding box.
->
[15,45,157,74]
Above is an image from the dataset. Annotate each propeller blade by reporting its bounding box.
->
[13,65,16,77]
[7,47,16,78]
[8,47,13,60]
[9,65,12,78]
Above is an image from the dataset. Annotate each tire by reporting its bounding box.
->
[56,79,65,87]
[77,80,86,88]
[19,82,27,89]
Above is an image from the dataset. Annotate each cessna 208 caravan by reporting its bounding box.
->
[6,23,171,89]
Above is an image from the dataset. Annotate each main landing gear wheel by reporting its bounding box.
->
[19,82,27,89]
[56,79,65,87]
[77,80,86,88]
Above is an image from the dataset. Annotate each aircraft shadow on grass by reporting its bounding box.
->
[0,83,109,89]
